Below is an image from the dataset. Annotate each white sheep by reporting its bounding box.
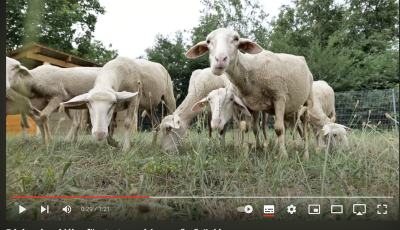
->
[191,86,255,156]
[160,68,230,151]
[6,57,41,139]
[60,56,176,152]
[308,80,350,149]
[9,60,104,145]
[185,28,314,160]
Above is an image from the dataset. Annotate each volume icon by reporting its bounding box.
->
[62,205,72,213]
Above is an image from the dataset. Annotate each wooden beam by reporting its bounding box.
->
[26,51,79,68]
[33,47,41,54]
[65,55,72,63]
[9,51,28,61]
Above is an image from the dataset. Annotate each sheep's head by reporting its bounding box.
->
[60,90,138,141]
[6,56,34,90]
[191,88,251,132]
[185,28,263,76]
[322,123,351,149]
[160,114,184,152]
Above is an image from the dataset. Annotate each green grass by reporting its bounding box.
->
[6,123,399,221]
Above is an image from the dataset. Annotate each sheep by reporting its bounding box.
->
[307,80,350,149]
[9,60,104,145]
[60,56,176,152]
[6,57,40,139]
[6,88,41,139]
[185,28,314,160]
[160,68,230,151]
[191,85,261,156]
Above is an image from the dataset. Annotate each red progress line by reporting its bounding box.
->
[12,196,149,198]
[263,215,275,217]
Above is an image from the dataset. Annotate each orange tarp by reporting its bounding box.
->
[6,114,36,134]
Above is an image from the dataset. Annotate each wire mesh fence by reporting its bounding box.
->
[334,88,399,131]
[138,88,399,132]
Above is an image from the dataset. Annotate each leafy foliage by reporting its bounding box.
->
[6,0,118,64]
[143,0,398,107]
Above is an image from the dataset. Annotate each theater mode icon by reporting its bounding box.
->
[331,205,343,214]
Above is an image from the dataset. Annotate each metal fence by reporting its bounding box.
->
[334,88,399,131]
[138,88,399,132]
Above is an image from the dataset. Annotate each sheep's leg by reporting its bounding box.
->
[301,108,310,161]
[65,109,80,142]
[273,100,288,158]
[122,93,142,152]
[40,97,63,146]
[20,112,30,140]
[206,111,212,138]
[106,112,118,147]
[242,116,251,158]
[196,114,202,148]
[219,122,228,148]
[252,111,261,149]
[148,109,160,145]
[262,112,268,144]
[233,113,241,153]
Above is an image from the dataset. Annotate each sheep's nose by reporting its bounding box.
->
[215,54,228,66]
[93,131,107,141]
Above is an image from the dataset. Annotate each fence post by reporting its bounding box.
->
[392,89,398,131]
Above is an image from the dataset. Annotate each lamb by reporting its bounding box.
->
[191,85,267,156]
[10,60,103,145]
[185,28,314,160]
[160,68,230,151]
[308,80,350,149]
[60,56,176,152]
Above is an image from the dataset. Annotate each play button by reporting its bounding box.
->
[244,205,253,214]
[19,205,26,214]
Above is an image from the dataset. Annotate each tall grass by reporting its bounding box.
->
[5,115,399,221]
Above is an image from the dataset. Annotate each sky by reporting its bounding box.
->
[93,0,293,58]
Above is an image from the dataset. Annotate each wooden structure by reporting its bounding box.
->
[6,42,103,135]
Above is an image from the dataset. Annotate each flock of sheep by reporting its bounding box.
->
[6,28,350,160]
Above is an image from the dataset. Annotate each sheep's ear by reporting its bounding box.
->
[322,123,349,135]
[238,38,263,54]
[233,95,251,117]
[164,115,181,129]
[61,93,88,108]
[191,97,209,111]
[19,65,34,78]
[185,41,208,58]
[116,91,138,101]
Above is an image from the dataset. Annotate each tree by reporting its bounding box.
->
[6,0,118,64]
[144,31,192,105]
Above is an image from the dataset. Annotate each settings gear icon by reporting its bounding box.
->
[287,204,296,214]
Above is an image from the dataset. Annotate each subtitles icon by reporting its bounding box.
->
[263,205,275,217]
[63,205,72,213]
[353,204,366,215]
[308,204,320,214]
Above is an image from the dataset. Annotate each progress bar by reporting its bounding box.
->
[12,196,394,199]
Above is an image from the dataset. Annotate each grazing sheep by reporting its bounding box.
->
[160,68,230,151]
[6,88,41,139]
[10,61,103,145]
[308,80,350,149]
[191,86,256,156]
[60,56,176,152]
[185,28,314,160]
[6,57,40,138]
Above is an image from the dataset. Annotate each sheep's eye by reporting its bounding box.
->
[207,40,210,44]
[176,120,180,124]
[233,36,239,41]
